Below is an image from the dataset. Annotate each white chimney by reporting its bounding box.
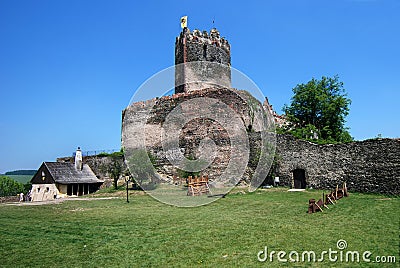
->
[75,147,83,170]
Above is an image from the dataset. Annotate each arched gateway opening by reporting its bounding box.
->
[293,169,306,189]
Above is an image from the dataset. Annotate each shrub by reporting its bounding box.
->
[0,176,25,197]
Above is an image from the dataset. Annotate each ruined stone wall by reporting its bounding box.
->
[122,87,267,182]
[275,134,400,195]
[70,134,400,195]
[0,196,19,203]
[122,88,400,195]
[122,88,266,148]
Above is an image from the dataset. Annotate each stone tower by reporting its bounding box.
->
[175,27,231,94]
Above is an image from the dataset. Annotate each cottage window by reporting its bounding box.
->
[46,187,49,192]
[37,188,40,193]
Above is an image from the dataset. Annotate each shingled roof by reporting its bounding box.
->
[31,162,103,184]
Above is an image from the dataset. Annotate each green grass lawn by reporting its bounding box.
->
[0,188,398,267]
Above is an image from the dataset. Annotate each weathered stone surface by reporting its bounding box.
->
[122,85,400,195]
[175,28,231,93]
[122,87,268,150]
[0,196,19,203]
[122,87,270,183]
[61,108,399,196]
[275,134,400,195]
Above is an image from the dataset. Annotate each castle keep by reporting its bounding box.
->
[122,25,273,198]
[175,27,231,93]
[121,25,400,196]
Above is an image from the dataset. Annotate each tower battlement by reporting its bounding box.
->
[175,27,231,94]
[175,28,231,54]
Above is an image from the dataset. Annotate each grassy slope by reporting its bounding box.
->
[0,188,398,267]
[1,175,32,184]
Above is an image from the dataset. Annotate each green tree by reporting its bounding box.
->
[282,75,352,143]
[108,155,123,190]
[126,149,159,190]
[0,176,25,197]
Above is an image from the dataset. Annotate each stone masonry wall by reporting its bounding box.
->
[122,87,266,150]
[122,88,399,195]
[58,125,398,195]
[175,28,231,93]
[122,87,268,182]
[275,134,400,195]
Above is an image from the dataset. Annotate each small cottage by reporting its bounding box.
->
[30,148,103,201]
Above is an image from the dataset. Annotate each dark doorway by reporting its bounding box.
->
[78,184,84,196]
[293,169,306,189]
[67,184,72,195]
[73,184,78,196]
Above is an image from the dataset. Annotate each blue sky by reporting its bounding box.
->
[0,0,399,173]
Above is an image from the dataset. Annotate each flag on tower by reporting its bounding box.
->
[180,16,187,28]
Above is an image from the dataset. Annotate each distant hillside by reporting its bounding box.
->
[0,175,33,184]
[5,170,36,176]
[2,175,33,184]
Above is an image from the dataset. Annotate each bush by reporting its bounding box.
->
[96,149,124,158]
[0,176,25,197]
[24,182,32,193]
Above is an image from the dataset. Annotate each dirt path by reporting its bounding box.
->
[1,196,119,206]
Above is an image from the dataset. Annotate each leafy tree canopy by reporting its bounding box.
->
[281,75,352,143]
